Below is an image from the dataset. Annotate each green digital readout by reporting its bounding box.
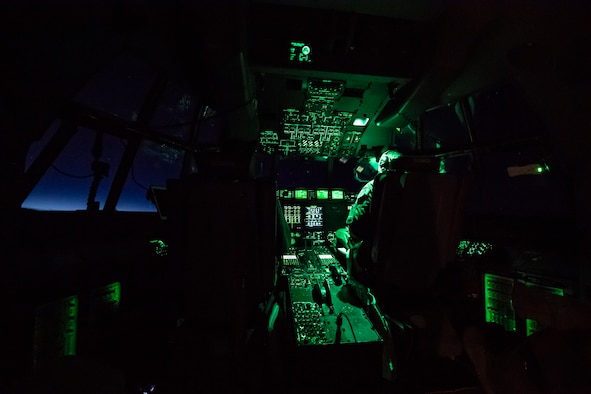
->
[483,273,516,332]
[353,117,369,127]
[63,296,78,356]
[279,189,294,199]
[150,239,169,257]
[96,282,122,306]
[316,189,329,199]
[295,189,308,199]
[331,190,344,200]
[290,41,312,63]
[34,294,79,365]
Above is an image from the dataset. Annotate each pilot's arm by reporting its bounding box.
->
[333,179,373,258]
[346,179,375,247]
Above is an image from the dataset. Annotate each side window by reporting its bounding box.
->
[149,81,199,143]
[22,127,125,211]
[394,123,418,151]
[477,147,571,216]
[469,82,544,143]
[421,102,470,151]
[115,140,184,212]
[25,120,61,172]
[73,54,156,122]
[22,52,199,212]
[420,102,472,175]
[467,83,571,216]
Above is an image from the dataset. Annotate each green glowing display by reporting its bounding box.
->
[439,158,447,174]
[279,189,293,199]
[100,282,121,306]
[34,294,79,366]
[457,240,493,257]
[289,41,312,63]
[64,296,78,356]
[353,117,369,127]
[526,319,540,336]
[331,190,344,200]
[150,239,169,257]
[316,189,329,199]
[483,273,516,332]
[295,189,308,199]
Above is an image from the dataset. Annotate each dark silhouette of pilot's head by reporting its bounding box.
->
[377,149,402,174]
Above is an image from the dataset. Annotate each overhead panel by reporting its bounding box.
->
[255,70,406,157]
[257,78,364,157]
[249,2,427,156]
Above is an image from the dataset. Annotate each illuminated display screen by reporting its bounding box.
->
[316,189,329,199]
[282,254,299,266]
[283,205,302,227]
[483,273,516,332]
[34,295,79,366]
[304,205,323,229]
[95,282,121,306]
[353,117,370,127]
[295,189,308,199]
[331,190,344,200]
[277,187,353,242]
[279,189,294,199]
[289,41,312,63]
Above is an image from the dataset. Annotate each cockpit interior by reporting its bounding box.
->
[1,1,591,393]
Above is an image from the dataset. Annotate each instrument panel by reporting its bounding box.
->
[281,247,382,346]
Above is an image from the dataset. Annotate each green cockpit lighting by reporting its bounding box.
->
[35,295,79,361]
[290,41,312,63]
[507,163,548,177]
[331,190,344,200]
[150,239,169,257]
[64,296,78,356]
[457,240,493,257]
[353,117,369,127]
[369,157,379,172]
[101,282,121,306]
[295,189,308,199]
[316,189,329,199]
[439,158,447,174]
[483,273,516,332]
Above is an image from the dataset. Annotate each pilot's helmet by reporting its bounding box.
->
[377,149,401,174]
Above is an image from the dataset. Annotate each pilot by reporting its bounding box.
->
[335,149,405,285]
[333,149,405,382]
